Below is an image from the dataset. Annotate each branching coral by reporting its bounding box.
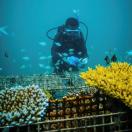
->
[0,85,49,126]
[80,62,132,109]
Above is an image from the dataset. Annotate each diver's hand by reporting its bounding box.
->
[78,58,88,68]
[80,58,88,65]
[65,56,80,66]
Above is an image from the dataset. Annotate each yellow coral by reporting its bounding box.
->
[80,62,132,109]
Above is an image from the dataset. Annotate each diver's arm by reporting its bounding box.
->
[76,32,88,68]
[51,30,64,64]
[78,32,88,58]
[51,45,60,64]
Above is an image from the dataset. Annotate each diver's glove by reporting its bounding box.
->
[80,58,88,65]
[66,56,80,66]
[78,58,88,68]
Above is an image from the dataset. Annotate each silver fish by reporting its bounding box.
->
[126,50,132,56]
[60,61,63,64]
[20,65,26,69]
[69,52,74,55]
[47,55,52,59]
[69,49,74,52]
[68,67,72,71]
[62,57,67,62]
[62,53,68,57]
[73,9,80,16]
[22,56,30,61]
[55,66,59,69]
[38,64,44,68]
[78,52,82,55]
[58,53,63,57]
[45,66,51,69]
[55,60,61,65]
[39,42,47,46]
[0,26,8,36]
[20,49,26,52]
[39,56,46,60]
[55,42,62,46]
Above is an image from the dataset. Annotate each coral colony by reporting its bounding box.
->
[80,62,132,109]
[0,85,48,126]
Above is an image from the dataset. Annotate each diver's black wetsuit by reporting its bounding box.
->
[51,25,88,74]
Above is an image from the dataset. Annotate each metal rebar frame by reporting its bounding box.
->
[0,112,132,132]
[0,74,132,132]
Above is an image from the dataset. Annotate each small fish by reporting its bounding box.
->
[104,54,117,65]
[113,48,118,52]
[39,42,47,46]
[4,52,8,58]
[20,49,26,52]
[60,61,63,64]
[0,67,3,71]
[22,56,30,61]
[55,42,62,46]
[47,55,52,59]
[45,66,51,69]
[55,60,61,66]
[38,64,44,68]
[111,54,117,62]
[58,53,63,57]
[0,26,8,36]
[39,56,46,60]
[20,65,26,69]
[55,62,59,66]
[126,50,132,56]
[78,52,82,55]
[55,66,59,69]
[62,53,68,57]
[105,49,114,56]
[68,67,72,71]
[69,52,74,55]
[68,49,74,52]
[80,58,88,64]
[104,56,110,65]
[104,51,109,55]
[62,57,67,62]
[73,9,80,15]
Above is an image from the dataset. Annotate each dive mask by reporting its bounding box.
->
[64,28,81,38]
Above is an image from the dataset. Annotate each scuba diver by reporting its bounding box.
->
[47,17,88,74]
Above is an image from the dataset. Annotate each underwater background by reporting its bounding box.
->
[0,0,132,75]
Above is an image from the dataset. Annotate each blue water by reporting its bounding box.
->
[0,0,132,75]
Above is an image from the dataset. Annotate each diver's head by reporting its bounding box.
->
[65,17,79,30]
[64,17,80,38]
